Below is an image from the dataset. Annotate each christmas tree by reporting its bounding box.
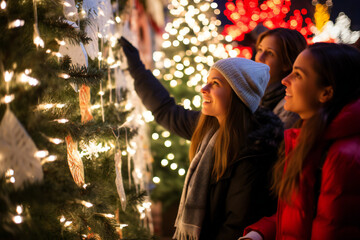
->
[0,0,154,239]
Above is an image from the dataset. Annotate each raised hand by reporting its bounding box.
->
[119,37,144,72]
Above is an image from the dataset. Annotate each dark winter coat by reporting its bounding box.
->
[130,65,284,239]
[244,98,360,239]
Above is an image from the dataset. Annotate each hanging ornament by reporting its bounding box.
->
[59,21,89,92]
[114,150,126,211]
[0,109,43,189]
[65,135,85,187]
[79,84,93,123]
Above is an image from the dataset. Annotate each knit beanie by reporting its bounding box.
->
[211,58,270,113]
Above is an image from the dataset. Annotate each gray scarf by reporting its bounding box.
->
[173,129,218,240]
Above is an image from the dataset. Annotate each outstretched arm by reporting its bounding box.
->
[119,37,199,140]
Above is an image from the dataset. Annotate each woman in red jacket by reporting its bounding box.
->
[242,43,360,240]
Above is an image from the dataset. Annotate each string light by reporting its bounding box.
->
[1,0,6,9]
[8,19,25,28]
[53,118,69,123]
[178,168,186,176]
[2,94,15,104]
[16,205,23,214]
[35,150,49,158]
[153,176,160,183]
[167,153,175,160]
[13,215,23,224]
[161,159,169,166]
[170,163,178,170]
[164,140,172,147]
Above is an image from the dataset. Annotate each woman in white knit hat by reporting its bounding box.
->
[120,37,283,240]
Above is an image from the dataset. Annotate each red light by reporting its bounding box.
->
[294,10,300,15]
[249,21,257,29]
[305,17,312,24]
[301,8,307,15]
[251,14,260,21]
[282,7,289,14]
[290,19,297,28]
[260,4,268,10]
[226,2,236,11]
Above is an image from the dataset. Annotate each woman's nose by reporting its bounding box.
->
[201,84,210,93]
[255,52,265,63]
[281,74,291,87]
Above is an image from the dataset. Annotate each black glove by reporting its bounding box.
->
[119,37,144,72]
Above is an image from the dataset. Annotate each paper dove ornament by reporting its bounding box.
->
[0,109,43,189]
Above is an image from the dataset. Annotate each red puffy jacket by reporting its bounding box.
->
[244,98,360,239]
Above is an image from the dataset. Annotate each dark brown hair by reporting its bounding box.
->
[256,28,307,79]
[189,90,255,181]
[273,43,360,202]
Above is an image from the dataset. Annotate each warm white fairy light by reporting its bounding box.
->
[5,169,14,177]
[89,104,100,110]
[10,177,15,183]
[16,205,23,214]
[153,69,160,77]
[64,221,72,227]
[13,215,23,224]
[183,99,191,109]
[58,73,70,79]
[4,71,13,82]
[174,71,183,78]
[56,103,65,108]
[49,138,63,144]
[167,153,175,160]
[81,200,93,208]
[178,168,186,176]
[46,49,51,53]
[152,133,159,140]
[176,64,184,70]
[161,159,169,166]
[153,176,160,183]
[170,163,178,170]
[8,19,25,28]
[2,94,15,104]
[104,213,115,218]
[119,224,128,229]
[1,0,6,9]
[98,91,105,96]
[121,151,127,156]
[115,16,121,23]
[33,28,44,48]
[185,66,195,75]
[143,110,154,122]
[164,140,172,147]
[193,95,202,108]
[20,73,39,86]
[54,118,69,123]
[41,155,57,164]
[55,38,66,46]
[162,131,170,138]
[35,150,49,158]
[60,216,66,223]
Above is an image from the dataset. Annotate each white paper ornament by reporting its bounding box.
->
[59,21,89,92]
[65,135,85,187]
[114,150,126,211]
[0,109,43,189]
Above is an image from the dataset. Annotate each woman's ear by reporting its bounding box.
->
[319,86,333,103]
